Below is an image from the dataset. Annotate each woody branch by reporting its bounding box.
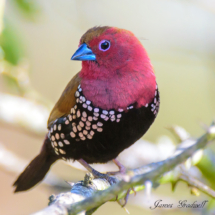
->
[32,122,215,215]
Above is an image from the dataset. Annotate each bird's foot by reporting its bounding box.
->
[78,158,135,204]
[107,159,136,207]
[117,187,136,208]
[78,159,118,185]
[107,159,127,175]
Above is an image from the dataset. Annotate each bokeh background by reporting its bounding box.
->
[0,0,215,214]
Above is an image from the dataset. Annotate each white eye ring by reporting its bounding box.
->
[99,40,110,51]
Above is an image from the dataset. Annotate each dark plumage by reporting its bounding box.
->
[13,26,160,192]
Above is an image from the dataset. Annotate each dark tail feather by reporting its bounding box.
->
[13,136,58,192]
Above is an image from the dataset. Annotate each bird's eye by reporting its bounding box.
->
[99,40,110,51]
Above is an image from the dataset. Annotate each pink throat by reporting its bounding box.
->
[80,70,156,111]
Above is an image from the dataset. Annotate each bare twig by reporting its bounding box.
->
[179,170,215,198]
[0,93,49,135]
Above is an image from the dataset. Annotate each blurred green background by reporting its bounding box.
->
[0,0,215,214]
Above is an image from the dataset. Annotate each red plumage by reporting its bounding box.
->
[80,27,156,110]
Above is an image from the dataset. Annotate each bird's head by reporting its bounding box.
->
[71,26,155,80]
[71,26,157,110]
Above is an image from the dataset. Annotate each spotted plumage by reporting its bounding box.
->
[13,26,160,192]
[48,84,159,163]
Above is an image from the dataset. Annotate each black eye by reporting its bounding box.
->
[99,40,110,51]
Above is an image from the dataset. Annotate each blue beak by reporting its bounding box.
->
[71,43,96,61]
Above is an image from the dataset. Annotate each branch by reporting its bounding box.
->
[179,170,215,198]
[31,122,215,215]
[0,93,49,135]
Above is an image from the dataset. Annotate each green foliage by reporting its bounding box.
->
[2,73,21,93]
[0,20,25,65]
[12,0,41,20]
[196,149,215,189]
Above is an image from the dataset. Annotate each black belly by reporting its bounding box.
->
[77,106,155,163]
[48,87,159,164]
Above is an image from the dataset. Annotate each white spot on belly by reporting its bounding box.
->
[102,110,108,115]
[73,126,77,133]
[83,130,88,135]
[60,133,65,139]
[79,132,84,137]
[88,106,93,111]
[77,110,81,118]
[55,133,60,140]
[71,108,75,114]
[58,141,63,147]
[87,134,92,139]
[55,150,59,155]
[81,117,86,122]
[94,112,99,117]
[82,111,87,118]
[109,110,115,115]
[75,91,80,97]
[86,100,91,105]
[97,122,103,127]
[88,116,93,121]
[85,126,90,130]
[117,114,122,118]
[70,132,76,138]
[59,149,66,154]
[64,140,70,145]
[69,115,72,121]
[97,128,103,132]
[86,121,91,126]
[77,125,82,131]
[79,121,84,127]
[94,108,99,113]
[93,116,98,121]
[100,114,106,119]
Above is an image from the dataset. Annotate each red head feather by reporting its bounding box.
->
[79,27,156,110]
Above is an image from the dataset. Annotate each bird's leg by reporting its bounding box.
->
[107,159,136,207]
[78,159,135,206]
[78,159,104,178]
[78,159,117,185]
[107,159,126,175]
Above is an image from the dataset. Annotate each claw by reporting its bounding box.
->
[122,188,132,207]
[132,187,136,196]
[117,188,133,208]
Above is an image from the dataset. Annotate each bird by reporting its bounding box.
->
[13,26,160,192]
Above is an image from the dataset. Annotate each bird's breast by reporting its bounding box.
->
[48,84,160,162]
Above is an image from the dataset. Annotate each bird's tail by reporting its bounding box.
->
[13,135,58,192]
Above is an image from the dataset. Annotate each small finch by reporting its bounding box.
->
[13,26,160,192]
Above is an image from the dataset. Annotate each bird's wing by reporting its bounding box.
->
[47,72,81,128]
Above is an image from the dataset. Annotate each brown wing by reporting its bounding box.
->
[47,72,81,128]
